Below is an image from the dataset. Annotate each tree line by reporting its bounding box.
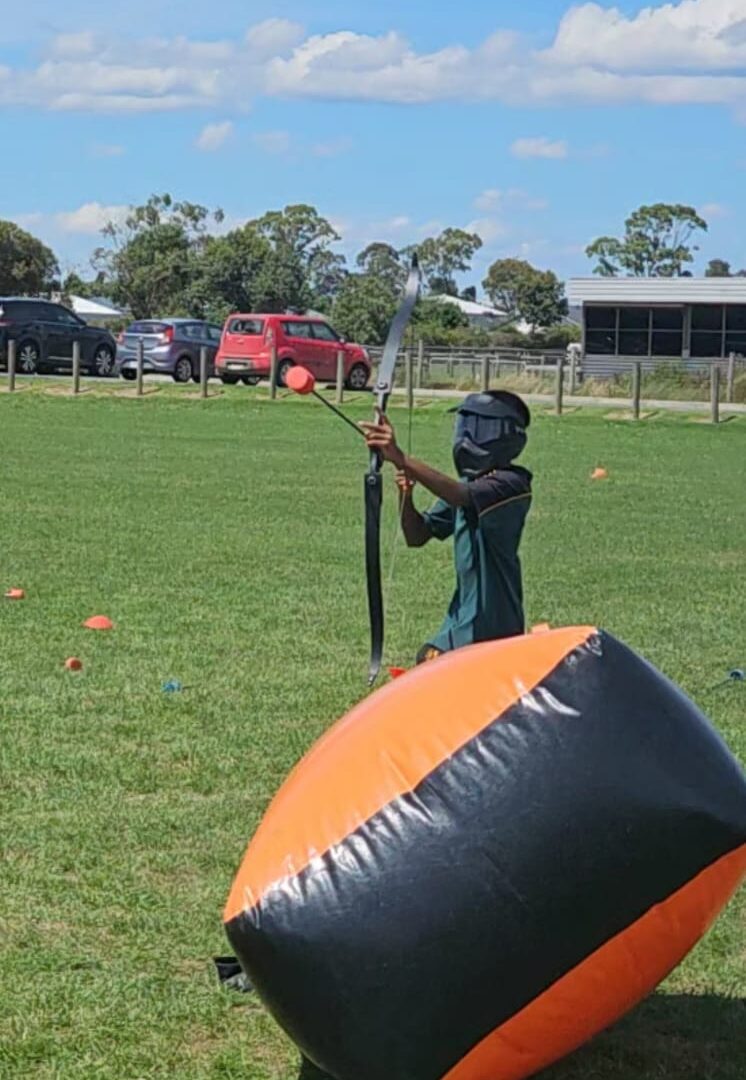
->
[0,197,735,346]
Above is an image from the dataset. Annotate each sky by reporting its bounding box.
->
[1,0,745,289]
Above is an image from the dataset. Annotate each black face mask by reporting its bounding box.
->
[451,393,529,479]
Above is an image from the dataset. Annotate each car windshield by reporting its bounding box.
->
[127,322,170,335]
[228,318,264,335]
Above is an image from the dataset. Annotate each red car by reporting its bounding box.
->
[215,314,371,390]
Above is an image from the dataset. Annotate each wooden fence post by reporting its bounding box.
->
[711,364,720,424]
[72,340,81,395]
[269,340,278,400]
[136,340,144,397]
[726,352,736,404]
[200,346,208,399]
[336,349,345,405]
[7,339,16,392]
[632,362,641,420]
[555,359,565,415]
[480,355,490,393]
[416,339,424,389]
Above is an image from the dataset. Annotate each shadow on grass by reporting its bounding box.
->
[295,993,745,1080]
[540,992,746,1080]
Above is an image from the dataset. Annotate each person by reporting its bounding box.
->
[360,390,532,664]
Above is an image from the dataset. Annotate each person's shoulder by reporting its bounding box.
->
[477,465,532,495]
[468,465,532,518]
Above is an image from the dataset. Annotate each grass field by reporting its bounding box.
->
[1,387,744,1080]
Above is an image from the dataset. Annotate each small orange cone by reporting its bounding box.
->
[4,588,25,600]
[83,615,114,630]
[65,657,83,671]
[591,467,609,481]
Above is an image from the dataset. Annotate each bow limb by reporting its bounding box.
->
[365,256,421,687]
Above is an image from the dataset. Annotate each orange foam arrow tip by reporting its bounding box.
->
[65,657,83,671]
[5,588,25,600]
[83,615,114,630]
[531,623,552,634]
[285,366,316,395]
[388,667,408,680]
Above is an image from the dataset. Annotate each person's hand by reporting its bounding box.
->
[359,414,405,469]
[394,469,415,497]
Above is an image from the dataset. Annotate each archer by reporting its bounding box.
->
[360,390,533,665]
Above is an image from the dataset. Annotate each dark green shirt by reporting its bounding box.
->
[422,465,532,652]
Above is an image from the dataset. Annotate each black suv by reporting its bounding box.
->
[0,298,118,377]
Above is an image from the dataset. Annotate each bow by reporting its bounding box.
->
[365,255,421,686]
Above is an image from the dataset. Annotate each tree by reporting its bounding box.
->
[187,226,271,322]
[413,228,483,295]
[331,274,399,345]
[483,258,567,328]
[0,220,58,296]
[586,204,707,277]
[705,259,732,278]
[244,204,342,312]
[94,194,224,318]
[356,243,406,294]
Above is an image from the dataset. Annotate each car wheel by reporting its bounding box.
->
[219,374,240,385]
[240,375,261,386]
[121,369,136,382]
[17,340,40,375]
[92,344,116,378]
[173,356,193,383]
[277,358,294,387]
[345,362,370,391]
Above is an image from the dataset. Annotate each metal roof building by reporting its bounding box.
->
[567,278,746,375]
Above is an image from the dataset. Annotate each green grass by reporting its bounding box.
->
[0,389,744,1080]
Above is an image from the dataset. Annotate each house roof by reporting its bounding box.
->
[69,295,125,319]
[568,278,746,305]
[429,294,507,318]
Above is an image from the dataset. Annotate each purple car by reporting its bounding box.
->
[116,319,223,383]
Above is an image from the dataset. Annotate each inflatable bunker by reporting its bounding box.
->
[224,627,746,1080]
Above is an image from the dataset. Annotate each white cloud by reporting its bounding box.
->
[51,32,96,57]
[91,143,125,157]
[699,202,729,219]
[55,202,129,234]
[196,120,233,152]
[474,188,548,212]
[2,4,746,114]
[311,136,353,158]
[511,137,568,160]
[252,130,291,155]
[545,1,746,72]
[466,218,508,244]
[245,18,305,57]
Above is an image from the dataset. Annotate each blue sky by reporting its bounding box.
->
[1,0,744,288]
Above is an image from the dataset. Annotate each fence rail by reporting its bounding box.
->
[364,343,745,405]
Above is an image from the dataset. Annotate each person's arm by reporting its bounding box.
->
[394,472,433,547]
[360,417,470,508]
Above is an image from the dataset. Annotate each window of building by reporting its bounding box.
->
[690,305,724,358]
[651,308,683,357]
[585,307,617,354]
[725,306,746,356]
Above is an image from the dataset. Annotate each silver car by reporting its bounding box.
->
[116,319,223,383]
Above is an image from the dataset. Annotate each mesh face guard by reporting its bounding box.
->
[451,392,530,478]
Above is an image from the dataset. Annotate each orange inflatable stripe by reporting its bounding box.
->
[444,843,746,1080]
[225,626,595,922]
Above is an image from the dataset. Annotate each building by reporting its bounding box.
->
[429,294,513,330]
[68,295,126,325]
[567,278,746,375]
